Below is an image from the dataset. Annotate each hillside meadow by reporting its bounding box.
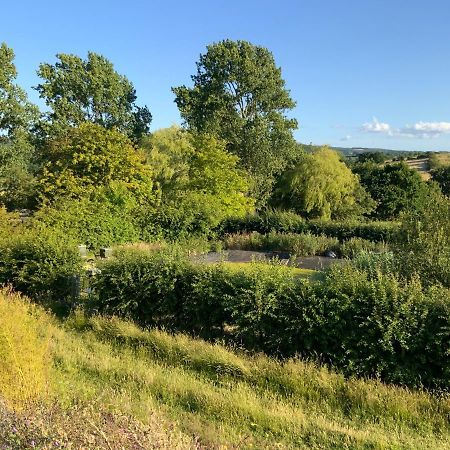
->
[1,290,450,449]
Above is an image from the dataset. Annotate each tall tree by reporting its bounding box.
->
[0,43,38,136]
[173,39,298,205]
[35,52,151,140]
[0,43,39,209]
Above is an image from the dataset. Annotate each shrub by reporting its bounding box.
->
[224,231,338,256]
[306,220,399,242]
[220,210,306,235]
[0,227,82,304]
[0,290,51,409]
[220,212,398,242]
[0,206,21,237]
[339,237,389,259]
[92,249,297,339]
[306,266,450,388]
[91,249,207,330]
[33,196,141,251]
[351,250,397,277]
[396,189,450,287]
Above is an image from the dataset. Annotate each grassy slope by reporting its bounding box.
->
[1,292,450,449]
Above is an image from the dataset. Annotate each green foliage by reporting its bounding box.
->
[92,249,229,335]
[173,39,298,205]
[351,250,397,278]
[140,127,254,238]
[221,209,305,234]
[0,133,38,210]
[0,206,21,236]
[339,237,389,259]
[396,188,450,287]
[0,227,82,303]
[431,165,450,196]
[35,51,151,140]
[0,43,38,136]
[354,161,430,220]
[356,151,389,164]
[220,211,398,242]
[38,122,155,204]
[224,232,388,258]
[272,147,375,220]
[92,249,450,388]
[224,231,339,256]
[301,266,450,387]
[0,43,39,210]
[33,195,141,250]
[142,125,193,192]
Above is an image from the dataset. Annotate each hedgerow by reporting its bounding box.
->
[219,211,399,242]
[91,248,450,389]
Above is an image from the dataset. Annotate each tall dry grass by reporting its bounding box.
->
[0,289,51,409]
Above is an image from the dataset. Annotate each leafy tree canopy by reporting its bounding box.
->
[271,147,374,220]
[354,162,430,220]
[431,166,450,197]
[38,122,155,204]
[142,125,193,193]
[143,126,254,236]
[35,52,151,140]
[0,43,40,210]
[0,43,39,137]
[173,39,298,205]
[356,151,389,164]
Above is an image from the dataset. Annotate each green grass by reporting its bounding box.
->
[1,292,450,449]
[219,260,318,279]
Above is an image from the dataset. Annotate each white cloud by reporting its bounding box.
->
[361,118,450,139]
[361,117,392,135]
[399,122,450,139]
[340,135,352,141]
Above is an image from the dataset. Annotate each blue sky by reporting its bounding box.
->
[3,0,450,150]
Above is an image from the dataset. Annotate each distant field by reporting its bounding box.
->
[385,152,450,180]
[403,158,431,180]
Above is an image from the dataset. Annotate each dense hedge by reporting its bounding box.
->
[220,211,399,242]
[91,249,450,389]
[0,228,82,304]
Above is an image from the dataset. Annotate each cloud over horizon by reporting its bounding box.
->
[362,118,392,135]
[361,118,450,139]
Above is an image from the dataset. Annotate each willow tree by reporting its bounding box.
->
[272,147,374,220]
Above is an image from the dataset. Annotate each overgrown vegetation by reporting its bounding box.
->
[224,231,388,257]
[1,291,450,449]
[2,37,450,447]
[89,248,450,389]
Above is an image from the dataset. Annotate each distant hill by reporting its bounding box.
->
[299,144,450,159]
[331,146,412,157]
